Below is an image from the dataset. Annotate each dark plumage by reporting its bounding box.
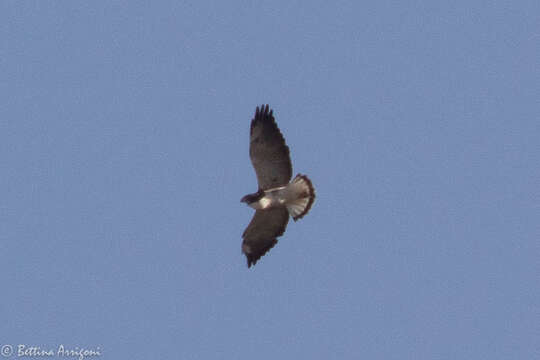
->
[241,105,316,267]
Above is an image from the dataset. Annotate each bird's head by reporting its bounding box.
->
[240,194,251,204]
[240,190,263,204]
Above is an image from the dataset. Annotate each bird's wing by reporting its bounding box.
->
[249,105,292,189]
[242,208,290,267]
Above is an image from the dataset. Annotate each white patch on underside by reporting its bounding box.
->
[248,174,315,219]
[250,196,272,210]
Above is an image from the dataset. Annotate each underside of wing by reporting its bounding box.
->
[242,208,290,267]
[249,105,292,189]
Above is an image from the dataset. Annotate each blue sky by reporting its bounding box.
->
[1,1,539,359]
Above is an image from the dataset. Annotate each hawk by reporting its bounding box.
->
[241,105,316,267]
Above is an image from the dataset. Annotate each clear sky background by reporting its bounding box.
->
[1,1,539,359]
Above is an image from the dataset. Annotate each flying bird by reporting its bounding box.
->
[241,105,316,267]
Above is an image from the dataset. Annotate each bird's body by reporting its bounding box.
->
[241,105,315,267]
[244,188,287,210]
[242,175,314,216]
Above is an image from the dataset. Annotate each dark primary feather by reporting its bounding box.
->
[249,105,292,189]
[242,208,290,267]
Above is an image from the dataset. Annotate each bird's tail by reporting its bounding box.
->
[286,174,316,221]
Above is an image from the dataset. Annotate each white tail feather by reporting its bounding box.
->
[286,174,315,221]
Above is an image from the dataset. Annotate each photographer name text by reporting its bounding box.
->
[1,344,101,360]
